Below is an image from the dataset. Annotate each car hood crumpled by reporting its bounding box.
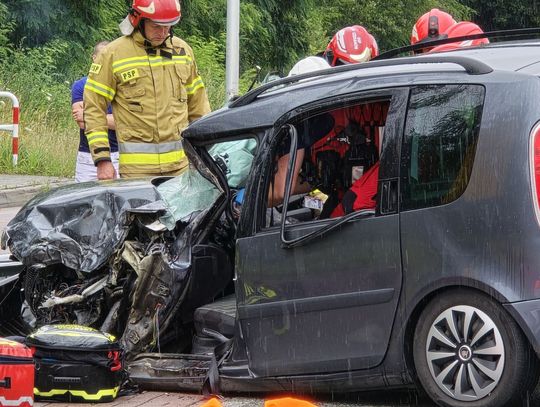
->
[1,179,164,273]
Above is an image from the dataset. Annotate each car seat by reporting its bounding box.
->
[192,295,237,354]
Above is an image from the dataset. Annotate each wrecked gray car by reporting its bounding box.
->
[0,139,254,359]
[5,34,540,407]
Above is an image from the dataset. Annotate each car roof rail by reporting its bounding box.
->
[229,55,493,108]
[377,27,540,60]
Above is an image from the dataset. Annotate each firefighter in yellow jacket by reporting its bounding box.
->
[84,0,211,179]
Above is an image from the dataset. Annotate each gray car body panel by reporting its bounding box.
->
[182,46,540,391]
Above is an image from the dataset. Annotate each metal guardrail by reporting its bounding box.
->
[0,92,20,166]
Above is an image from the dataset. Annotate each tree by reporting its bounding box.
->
[0,1,14,59]
[250,0,315,72]
[2,0,105,46]
[460,0,540,31]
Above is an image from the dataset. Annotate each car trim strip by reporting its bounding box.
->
[237,288,395,319]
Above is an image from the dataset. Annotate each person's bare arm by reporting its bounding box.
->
[74,102,114,131]
[106,113,115,130]
[71,101,84,129]
[268,148,307,207]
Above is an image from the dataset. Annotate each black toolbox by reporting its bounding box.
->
[26,324,124,403]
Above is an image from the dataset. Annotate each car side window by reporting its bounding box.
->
[400,85,485,211]
[265,99,391,228]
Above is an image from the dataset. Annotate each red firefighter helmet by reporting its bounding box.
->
[120,0,181,35]
[130,0,181,26]
[411,8,456,46]
[324,26,379,66]
[429,22,489,53]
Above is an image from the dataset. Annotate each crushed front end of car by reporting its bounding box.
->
[0,140,235,359]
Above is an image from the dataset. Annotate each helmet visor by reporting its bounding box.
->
[149,16,181,26]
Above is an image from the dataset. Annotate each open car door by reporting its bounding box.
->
[235,88,408,377]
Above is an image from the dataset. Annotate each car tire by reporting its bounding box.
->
[413,289,539,407]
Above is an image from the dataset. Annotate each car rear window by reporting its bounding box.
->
[400,84,485,211]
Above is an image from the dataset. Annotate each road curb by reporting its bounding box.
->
[0,181,74,208]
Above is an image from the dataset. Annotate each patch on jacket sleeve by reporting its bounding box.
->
[89,63,102,75]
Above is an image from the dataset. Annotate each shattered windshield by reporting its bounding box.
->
[158,168,222,230]
[159,138,258,229]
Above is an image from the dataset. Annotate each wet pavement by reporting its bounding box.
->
[34,389,428,407]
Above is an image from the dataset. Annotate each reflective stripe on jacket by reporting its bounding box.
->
[83,30,211,177]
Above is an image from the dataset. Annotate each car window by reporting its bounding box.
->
[400,84,485,211]
[265,99,391,228]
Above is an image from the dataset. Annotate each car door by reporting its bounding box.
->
[235,89,408,377]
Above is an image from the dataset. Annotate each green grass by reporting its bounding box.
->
[0,106,78,177]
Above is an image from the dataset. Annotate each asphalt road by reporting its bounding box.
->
[0,206,19,254]
[34,389,430,407]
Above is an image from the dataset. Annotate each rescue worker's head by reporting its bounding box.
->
[429,21,489,53]
[411,8,456,53]
[143,20,174,46]
[119,0,181,46]
[92,41,110,62]
[323,26,379,66]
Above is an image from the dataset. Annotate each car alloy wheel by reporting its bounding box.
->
[425,305,504,402]
[413,290,540,407]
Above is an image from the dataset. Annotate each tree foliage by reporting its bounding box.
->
[0,2,13,59]
[461,0,540,31]
[0,0,538,107]
[247,0,314,72]
[2,0,529,75]
[2,0,101,46]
